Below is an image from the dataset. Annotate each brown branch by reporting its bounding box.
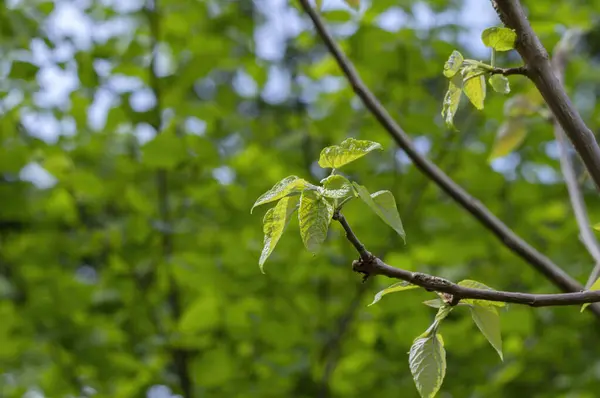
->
[550,31,600,289]
[296,0,598,313]
[335,213,600,308]
[492,0,600,191]
[490,65,529,76]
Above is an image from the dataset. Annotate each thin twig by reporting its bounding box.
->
[550,31,600,289]
[490,66,529,76]
[492,0,600,191]
[335,213,600,307]
[296,0,595,307]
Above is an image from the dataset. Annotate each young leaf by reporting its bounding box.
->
[318,138,383,169]
[251,176,310,213]
[316,0,323,10]
[298,189,334,253]
[441,75,462,130]
[259,196,300,272]
[488,74,510,94]
[369,281,419,306]
[462,68,486,110]
[481,27,517,51]
[581,277,600,312]
[423,298,445,309]
[457,280,506,308]
[353,183,406,242]
[409,333,446,398]
[488,118,527,161]
[320,174,355,199]
[443,50,464,78]
[469,304,503,361]
[594,223,600,231]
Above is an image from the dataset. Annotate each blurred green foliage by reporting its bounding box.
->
[2,0,600,397]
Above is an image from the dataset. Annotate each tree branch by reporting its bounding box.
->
[490,65,529,76]
[335,213,600,307]
[146,1,192,396]
[297,0,595,306]
[492,0,600,191]
[550,31,600,289]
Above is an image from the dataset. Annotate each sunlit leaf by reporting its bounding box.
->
[488,118,527,161]
[458,280,506,308]
[298,189,334,253]
[259,196,300,272]
[462,68,486,110]
[469,304,503,361]
[489,74,510,94]
[251,176,311,213]
[443,50,464,78]
[353,183,405,241]
[318,138,383,169]
[441,75,462,130]
[481,27,517,51]
[319,174,355,199]
[369,281,419,306]
[594,223,600,232]
[581,277,600,312]
[409,333,446,398]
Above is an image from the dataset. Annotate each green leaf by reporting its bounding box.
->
[441,75,462,130]
[318,138,383,169]
[368,281,419,306]
[316,0,323,10]
[488,75,510,94]
[319,174,355,199]
[488,118,527,161]
[504,94,540,117]
[469,305,503,361]
[252,176,310,213]
[423,299,445,309]
[353,183,406,241]
[581,277,600,312]
[434,305,453,324]
[259,196,300,272]
[409,333,446,398]
[481,27,517,51]
[457,280,506,308]
[298,189,334,253]
[462,68,486,110]
[443,50,464,78]
[593,223,600,232]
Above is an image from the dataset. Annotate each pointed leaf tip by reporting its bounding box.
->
[469,304,503,361]
[251,176,309,213]
[369,281,418,306]
[353,183,405,241]
[258,196,300,272]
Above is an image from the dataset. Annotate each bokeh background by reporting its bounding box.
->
[2,0,600,397]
